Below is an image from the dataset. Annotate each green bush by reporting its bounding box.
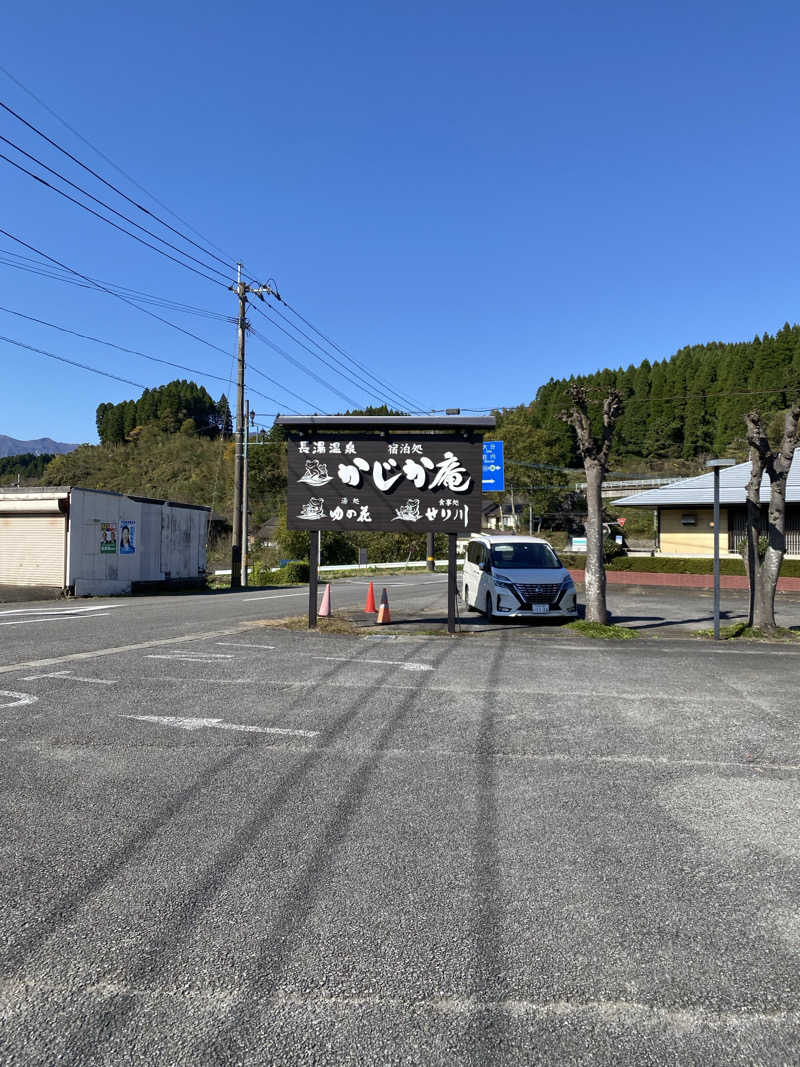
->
[282,561,310,584]
[249,561,277,586]
[557,553,800,578]
[603,537,627,562]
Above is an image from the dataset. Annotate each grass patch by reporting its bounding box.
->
[693,622,800,642]
[565,620,638,640]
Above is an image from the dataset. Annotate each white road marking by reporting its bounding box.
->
[311,655,434,672]
[125,714,318,738]
[21,670,116,685]
[156,677,421,689]
[0,614,111,627]
[0,690,37,708]
[0,625,247,676]
[241,591,308,602]
[145,653,234,661]
[542,643,800,657]
[216,642,276,650]
[0,604,120,617]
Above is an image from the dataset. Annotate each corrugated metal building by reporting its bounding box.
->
[613,456,800,556]
[0,486,209,595]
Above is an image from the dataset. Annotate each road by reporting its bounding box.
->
[0,577,798,1065]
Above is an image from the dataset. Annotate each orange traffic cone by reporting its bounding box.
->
[364,580,377,613]
[376,587,391,625]
[319,583,331,617]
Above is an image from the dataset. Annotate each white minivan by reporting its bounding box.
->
[461,533,578,621]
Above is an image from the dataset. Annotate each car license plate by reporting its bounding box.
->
[530,604,548,614]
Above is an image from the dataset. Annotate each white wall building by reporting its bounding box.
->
[0,486,209,595]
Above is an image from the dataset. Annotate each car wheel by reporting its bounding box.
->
[464,585,478,612]
[485,592,495,621]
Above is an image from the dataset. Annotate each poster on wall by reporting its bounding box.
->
[100,523,117,553]
[119,520,136,554]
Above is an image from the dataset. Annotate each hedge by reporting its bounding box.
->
[558,553,800,578]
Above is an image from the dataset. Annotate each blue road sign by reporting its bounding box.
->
[482,440,505,492]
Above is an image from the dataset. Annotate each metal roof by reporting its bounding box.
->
[275,415,496,430]
[612,454,800,507]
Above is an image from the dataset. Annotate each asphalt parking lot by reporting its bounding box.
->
[0,580,798,1064]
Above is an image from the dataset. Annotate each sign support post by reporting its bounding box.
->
[448,533,457,634]
[706,458,734,640]
[308,530,319,629]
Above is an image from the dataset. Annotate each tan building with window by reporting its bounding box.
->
[613,457,800,558]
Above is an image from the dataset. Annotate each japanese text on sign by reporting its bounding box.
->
[286,434,482,533]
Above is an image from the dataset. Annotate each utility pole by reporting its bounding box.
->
[240,399,251,587]
[229,264,279,588]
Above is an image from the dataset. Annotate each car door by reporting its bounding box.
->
[462,540,480,605]
[476,542,492,608]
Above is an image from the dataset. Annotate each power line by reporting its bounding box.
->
[455,382,800,419]
[0,246,233,320]
[246,362,326,414]
[0,134,234,284]
[0,87,428,416]
[249,302,385,409]
[0,149,230,289]
[0,92,239,273]
[248,323,361,409]
[263,300,399,409]
[0,230,307,411]
[0,304,242,388]
[277,296,426,412]
[0,333,147,389]
[265,299,425,413]
[0,72,433,416]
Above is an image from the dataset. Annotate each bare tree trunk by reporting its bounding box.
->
[584,461,607,623]
[744,441,765,628]
[560,387,622,625]
[744,406,800,632]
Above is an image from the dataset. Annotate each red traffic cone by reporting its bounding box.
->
[364,580,377,613]
[376,587,391,625]
[319,583,331,617]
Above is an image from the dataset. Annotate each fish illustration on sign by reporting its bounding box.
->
[298,458,333,487]
[393,499,421,522]
[298,498,326,520]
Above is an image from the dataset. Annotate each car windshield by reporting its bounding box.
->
[490,542,561,570]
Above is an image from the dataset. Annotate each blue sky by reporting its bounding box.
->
[2,1,800,443]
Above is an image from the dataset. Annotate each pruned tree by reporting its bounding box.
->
[743,404,800,631]
[560,386,623,623]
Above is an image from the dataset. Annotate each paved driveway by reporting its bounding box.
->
[0,584,797,1064]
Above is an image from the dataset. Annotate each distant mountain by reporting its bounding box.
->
[0,435,80,458]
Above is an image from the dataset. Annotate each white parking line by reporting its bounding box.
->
[311,655,434,672]
[126,714,318,738]
[216,642,276,650]
[145,653,234,661]
[0,690,37,708]
[0,604,120,617]
[0,625,246,676]
[241,591,307,602]
[0,614,111,627]
[21,670,116,685]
